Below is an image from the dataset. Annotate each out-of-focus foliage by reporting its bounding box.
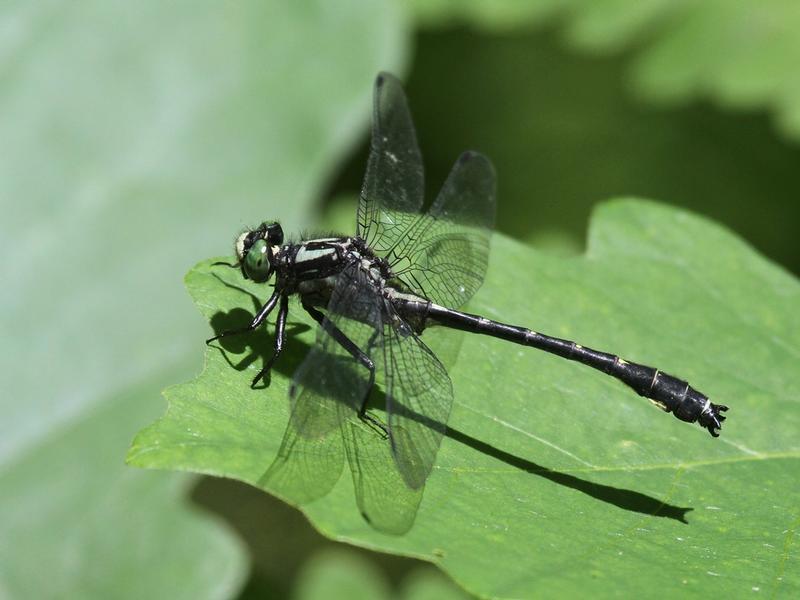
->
[393,29,800,275]
[191,477,448,598]
[294,548,469,600]
[0,0,406,597]
[406,0,800,139]
[130,200,800,598]
[294,549,392,600]
[0,374,246,599]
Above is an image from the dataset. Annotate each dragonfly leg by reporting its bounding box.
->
[357,329,388,439]
[302,303,387,439]
[359,410,389,440]
[206,288,280,344]
[251,294,289,388]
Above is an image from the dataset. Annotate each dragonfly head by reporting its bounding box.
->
[235,222,284,283]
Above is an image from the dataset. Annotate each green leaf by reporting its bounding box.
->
[129,199,799,598]
[0,0,407,596]
[405,0,800,140]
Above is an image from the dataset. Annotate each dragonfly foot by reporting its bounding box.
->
[251,368,271,388]
[206,329,240,345]
[360,412,389,440]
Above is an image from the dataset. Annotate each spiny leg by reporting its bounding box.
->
[206,288,280,344]
[251,294,289,388]
[302,303,387,439]
[358,328,384,434]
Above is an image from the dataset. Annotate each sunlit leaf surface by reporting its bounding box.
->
[130,199,799,598]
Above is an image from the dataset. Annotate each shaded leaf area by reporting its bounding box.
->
[405,0,800,139]
[129,200,799,598]
[293,547,469,600]
[0,0,406,596]
[191,478,455,598]
[0,372,246,600]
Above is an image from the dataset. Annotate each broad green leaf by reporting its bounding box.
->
[128,199,799,598]
[0,0,407,596]
[405,0,800,140]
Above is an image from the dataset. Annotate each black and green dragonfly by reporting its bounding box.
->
[209,73,727,532]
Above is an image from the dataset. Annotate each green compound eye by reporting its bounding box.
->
[244,239,272,282]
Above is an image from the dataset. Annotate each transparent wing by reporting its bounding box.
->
[357,73,495,309]
[357,72,425,254]
[258,396,344,504]
[269,261,450,527]
[342,419,424,534]
[290,265,382,435]
[390,151,496,309]
[313,263,430,529]
[380,310,454,490]
[259,263,380,502]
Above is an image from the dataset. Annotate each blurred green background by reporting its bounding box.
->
[2,1,799,598]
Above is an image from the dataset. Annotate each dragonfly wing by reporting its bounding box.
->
[342,419,424,534]
[357,72,425,255]
[391,151,496,309]
[258,394,345,504]
[357,75,495,310]
[288,264,383,432]
[300,262,428,530]
[261,262,382,502]
[381,310,454,490]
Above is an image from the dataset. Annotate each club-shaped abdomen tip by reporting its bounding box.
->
[672,385,728,437]
[699,401,728,437]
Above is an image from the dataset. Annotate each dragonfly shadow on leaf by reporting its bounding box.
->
[206,274,311,385]
[443,426,692,524]
[205,277,691,527]
[208,307,310,385]
[201,281,423,533]
[389,400,693,524]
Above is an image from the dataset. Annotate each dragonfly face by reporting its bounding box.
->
[235,222,284,282]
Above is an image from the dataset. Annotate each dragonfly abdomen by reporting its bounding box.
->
[422,303,727,436]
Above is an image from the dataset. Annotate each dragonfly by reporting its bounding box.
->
[208,72,727,533]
